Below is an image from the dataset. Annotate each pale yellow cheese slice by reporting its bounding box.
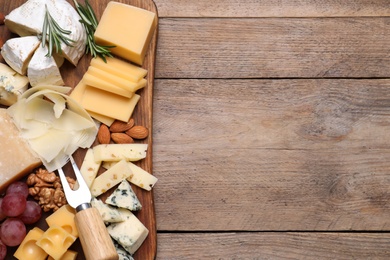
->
[82,72,133,98]
[0,108,41,192]
[94,2,157,65]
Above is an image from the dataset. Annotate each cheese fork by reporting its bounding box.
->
[58,156,118,260]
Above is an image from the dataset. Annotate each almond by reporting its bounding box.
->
[97,124,111,144]
[109,118,135,133]
[126,125,149,139]
[111,133,134,144]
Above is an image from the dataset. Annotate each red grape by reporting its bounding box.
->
[1,194,26,217]
[0,218,26,247]
[6,182,29,198]
[18,200,42,225]
[0,199,6,222]
[0,240,6,260]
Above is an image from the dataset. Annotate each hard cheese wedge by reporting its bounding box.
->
[94,1,157,65]
[0,108,41,192]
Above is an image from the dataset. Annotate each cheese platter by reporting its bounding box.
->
[0,0,158,259]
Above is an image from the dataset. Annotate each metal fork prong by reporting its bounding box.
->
[57,167,74,196]
[69,156,89,191]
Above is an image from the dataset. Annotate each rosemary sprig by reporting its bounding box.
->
[73,0,114,62]
[41,5,75,57]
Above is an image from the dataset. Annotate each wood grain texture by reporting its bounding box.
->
[156,233,390,259]
[0,0,158,259]
[154,0,390,18]
[152,79,390,231]
[155,18,390,79]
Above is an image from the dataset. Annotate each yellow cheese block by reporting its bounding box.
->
[45,204,78,237]
[90,159,133,197]
[14,227,48,260]
[87,66,146,93]
[94,2,157,65]
[90,56,147,82]
[83,72,133,98]
[36,225,77,260]
[47,250,78,260]
[81,86,140,122]
[0,108,41,192]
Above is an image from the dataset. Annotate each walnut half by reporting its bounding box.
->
[27,168,76,212]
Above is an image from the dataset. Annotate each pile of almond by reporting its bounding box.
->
[98,118,149,144]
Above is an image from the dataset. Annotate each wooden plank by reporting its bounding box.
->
[155,18,390,79]
[154,0,390,18]
[156,233,390,259]
[152,79,390,231]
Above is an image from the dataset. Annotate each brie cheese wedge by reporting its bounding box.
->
[4,0,86,66]
[1,36,41,75]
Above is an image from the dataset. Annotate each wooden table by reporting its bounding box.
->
[152,1,390,258]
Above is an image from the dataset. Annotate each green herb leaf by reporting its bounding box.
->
[40,5,75,57]
[73,0,114,62]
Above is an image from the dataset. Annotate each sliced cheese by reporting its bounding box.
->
[27,44,64,87]
[93,143,148,162]
[82,72,133,98]
[1,36,40,75]
[0,63,29,106]
[106,180,142,211]
[91,198,124,223]
[14,227,48,260]
[107,209,149,255]
[5,0,86,66]
[79,148,101,188]
[90,159,133,197]
[94,2,157,65]
[87,66,146,93]
[90,56,147,82]
[81,87,140,122]
[0,108,41,193]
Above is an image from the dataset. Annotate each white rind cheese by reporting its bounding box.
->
[1,36,41,75]
[0,63,29,106]
[107,209,149,255]
[106,180,142,211]
[4,0,87,66]
[91,198,124,223]
[27,44,64,87]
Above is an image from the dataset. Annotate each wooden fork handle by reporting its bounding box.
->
[75,207,118,260]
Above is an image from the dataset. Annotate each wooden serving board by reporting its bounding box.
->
[0,0,158,259]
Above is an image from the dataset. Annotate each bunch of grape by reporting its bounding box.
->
[0,181,42,259]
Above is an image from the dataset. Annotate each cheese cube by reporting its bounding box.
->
[14,227,48,260]
[93,143,148,162]
[45,204,78,237]
[81,86,140,122]
[36,225,77,260]
[90,159,133,197]
[107,209,149,255]
[94,2,157,65]
[47,250,78,260]
[90,56,147,82]
[0,108,41,192]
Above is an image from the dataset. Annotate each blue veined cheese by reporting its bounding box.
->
[106,180,142,211]
[112,240,134,260]
[102,161,157,191]
[107,209,149,255]
[90,198,124,223]
[0,63,29,106]
[93,144,148,162]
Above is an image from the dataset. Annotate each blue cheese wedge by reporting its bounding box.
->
[107,209,149,255]
[112,240,135,260]
[106,180,142,211]
[90,198,124,223]
[0,63,29,106]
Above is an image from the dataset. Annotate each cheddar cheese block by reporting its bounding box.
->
[94,1,157,65]
[0,108,41,192]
